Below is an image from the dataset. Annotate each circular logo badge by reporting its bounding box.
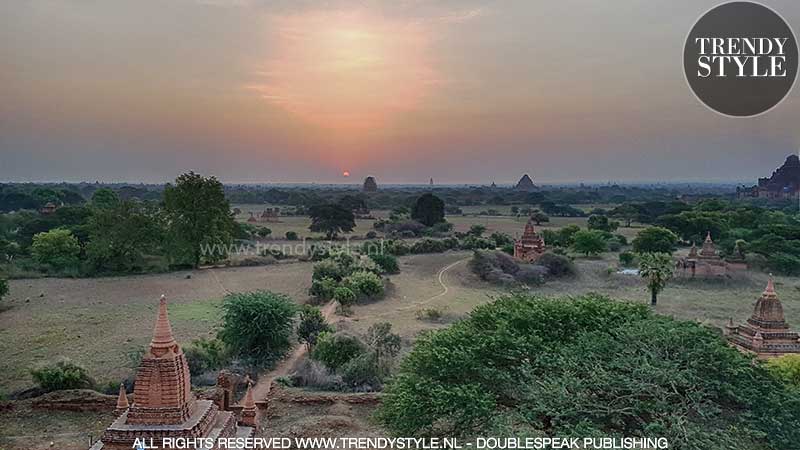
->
[684,1,798,117]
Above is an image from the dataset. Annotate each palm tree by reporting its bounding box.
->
[639,252,674,306]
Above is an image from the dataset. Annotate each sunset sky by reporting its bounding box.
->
[1,0,799,184]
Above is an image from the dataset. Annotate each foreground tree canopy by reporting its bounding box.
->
[378,294,800,450]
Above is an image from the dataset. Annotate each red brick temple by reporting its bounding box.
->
[513,218,546,262]
[725,278,800,359]
[90,296,254,449]
[676,232,746,278]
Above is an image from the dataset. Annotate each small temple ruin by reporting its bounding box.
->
[90,296,255,449]
[725,278,800,359]
[513,218,546,262]
[675,232,746,278]
[737,154,800,200]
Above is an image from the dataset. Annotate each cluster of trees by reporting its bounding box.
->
[309,252,391,312]
[378,294,800,449]
[0,172,236,276]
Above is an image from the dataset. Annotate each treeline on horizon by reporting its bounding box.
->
[0,175,799,279]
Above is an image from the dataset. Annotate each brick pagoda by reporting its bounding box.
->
[676,232,746,278]
[90,296,254,449]
[725,278,800,359]
[513,218,546,262]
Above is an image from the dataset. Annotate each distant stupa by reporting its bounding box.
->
[429,177,434,186]
[363,176,378,192]
[515,174,535,191]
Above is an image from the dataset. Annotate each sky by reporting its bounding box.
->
[1,0,799,184]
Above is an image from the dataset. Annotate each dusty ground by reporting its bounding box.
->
[0,261,314,394]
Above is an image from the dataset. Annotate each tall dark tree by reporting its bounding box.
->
[86,200,163,272]
[309,204,356,239]
[411,193,445,227]
[163,172,234,268]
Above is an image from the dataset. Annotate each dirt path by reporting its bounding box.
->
[251,300,337,403]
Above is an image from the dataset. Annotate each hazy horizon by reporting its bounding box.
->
[2,0,799,184]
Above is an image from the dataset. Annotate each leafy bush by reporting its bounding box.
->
[767,354,800,388]
[490,232,512,247]
[285,231,299,240]
[378,294,800,449]
[340,352,383,390]
[342,271,384,300]
[333,286,357,307]
[309,276,338,301]
[416,307,446,322]
[537,252,576,278]
[312,259,347,282]
[290,358,344,390]
[411,238,450,254]
[619,251,636,267]
[0,278,7,302]
[31,361,95,392]
[365,231,378,239]
[513,264,548,285]
[459,235,495,250]
[369,253,400,274]
[385,220,426,237]
[218,291,297,368]
[311,332,367,370]
[297,305,332,348]
[31,228,81,270]
[184,338,228,376]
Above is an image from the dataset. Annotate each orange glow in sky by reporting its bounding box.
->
[248,10,438,137]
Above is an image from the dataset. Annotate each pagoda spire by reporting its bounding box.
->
[116,383,129,411]
[747,275,787,329]
[239,382,258,429]
[150,295,177,354]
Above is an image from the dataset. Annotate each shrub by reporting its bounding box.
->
[378,294,800,449]
[490,232,512,247]
[285,231,299,241]
[309,276,338,301]
[342,271,384,300]
[468,224,486,237]
[184,338,228,376]
[619,251,636,267]
[460,235,496,250]
[312,259,347,282]
[218,291,297,368]
[411,238,449,254]
[431,222,454,234]
[514,264,548,285]
[31,361,94,392]
[0,278,7,302]
[365,231,378,239]
[290,358,344,390]
[416,307,446,322]
[334,286,357,306]
[31,228,81,270]
[767,354,800,388]
[369,253,400,274]
[385,220,426,237]
[340,352,383,390]
[311,332,366,370]
[606,237,622,252]
[297,305,332,348]
[537,252,576,278]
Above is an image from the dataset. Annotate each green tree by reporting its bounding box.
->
[297,305,332,349]
[311,331,366,370]
[529,211,549,225]
[378,294,800,449]
[632,226,678,254]
[90,188,119,209]
[364,322,401,368]
[86,200,163,272]
[571,229,607,256]
[609,204,638,227]
[639,252,673,306]
[309,204,356,239]
[0,278,8,302]
[411,193,445,227]
[31,228,81,270]
[587,214,619,232]
[218,291,297,367]
[468,224,486,237]
[164,172,234,268]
